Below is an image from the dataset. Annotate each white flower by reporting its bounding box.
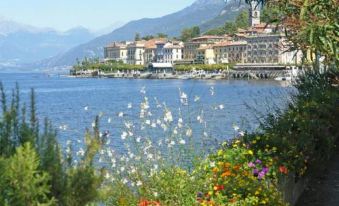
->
[210,161,216,167]
[66,140,71,145]
[136,137,141,143]
[120,167,125,172]
[161,123,168,131]
[76,148,85,157]
[131,168,136,174]
[194,95,200,102]
[239,131,245,137]
[99,132,103,138]
[153,192,159,197]
[147,154,153,160]
[233,124,240,131]
[124,121,132,129]
[84,106,88,111]
[107,117,112,123]
[121,131,128,140]
[145,119,151,125]
[122,178,128,184]
[170,140,175,145]
[151,122,156,128]
[164,110,173,123]
[219,104,224,110]
[179,139,186,145]
[128,131,134,137]
[118,112,124,117]
[136,181,143,186]
[127,103,132,109]
[173,129,178,135]
[140,87,146,94]
[105,172,110,179]
[210,86,215,96]
[154,164,159,170]
[178,118,183,124]
[179,90,188,105]
[186,128,193,137]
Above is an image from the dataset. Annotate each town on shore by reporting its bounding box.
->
[71,3,304,81]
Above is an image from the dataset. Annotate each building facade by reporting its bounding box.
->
[214,41,247,64]
[163,42,184,64]
[127,41,146,65]
[104,42,129,63]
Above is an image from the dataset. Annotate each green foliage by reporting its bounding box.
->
[73,58,145,72]
[242,69,339,176]
[134,33,141,41]
[180,26,201,42]
[0,85,104,206]
[0,143,55,206]
[254,0,338,65]
[235,10,249,29]
[205,10,249,35]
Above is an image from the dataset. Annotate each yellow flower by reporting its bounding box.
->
[252,140,257,144]
[248,150,254,155]
[217,150,223,156]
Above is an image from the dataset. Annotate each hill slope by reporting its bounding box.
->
[44,0,247,67]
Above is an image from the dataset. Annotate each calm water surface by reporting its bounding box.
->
[0,72,292,151]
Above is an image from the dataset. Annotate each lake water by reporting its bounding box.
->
[0,72,292,151]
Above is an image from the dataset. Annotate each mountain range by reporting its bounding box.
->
[0,0,247,70]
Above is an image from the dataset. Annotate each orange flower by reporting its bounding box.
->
[279,165,288,174]
[221,170,232,177]
[212,167,219,173]
[224,162,231,168]
[233,164,241,171]
[213,185,225,191]
[139,199,161,206]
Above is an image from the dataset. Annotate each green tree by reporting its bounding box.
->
[235,10,249,29]
[180,26,200,42]
[156,33,168,38]
[224,22,237,34]
[134,33,141,41]
[0,143,55,206]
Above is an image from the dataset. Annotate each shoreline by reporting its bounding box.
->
[69,70,295,81]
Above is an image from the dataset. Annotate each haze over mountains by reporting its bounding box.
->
[0,0,247,70]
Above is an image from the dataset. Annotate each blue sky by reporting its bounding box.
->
[0,0,196,31]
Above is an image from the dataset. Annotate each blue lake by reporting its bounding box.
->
[0,72,293,151]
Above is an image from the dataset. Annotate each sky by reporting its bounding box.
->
[0,0,196,31]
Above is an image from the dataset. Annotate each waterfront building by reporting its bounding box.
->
[183,35,225,62]
[163,41,184,64]
[104,42,130,63]
[245,34,301,64]
[127,41,146,65]
[144,39,166,65]
[213,41,247,64]
[196,45,215,64]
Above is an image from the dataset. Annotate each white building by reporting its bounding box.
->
[249,0,261,27]
[245,34,301,64]
[127,41,146,65]
[163,42,184,64]
[104,42,130,63]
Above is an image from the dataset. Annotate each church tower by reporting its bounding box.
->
[249,0,261,27]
